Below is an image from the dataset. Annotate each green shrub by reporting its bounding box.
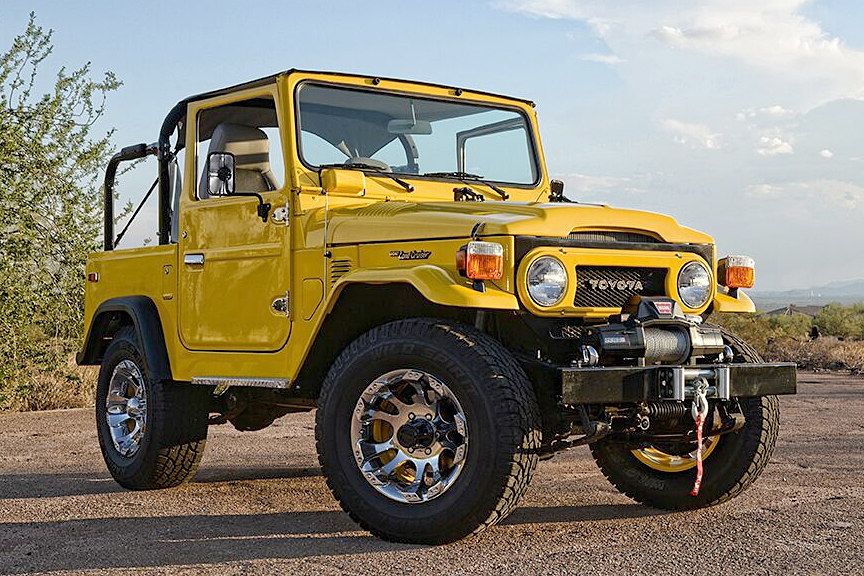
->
[0,14,120,411]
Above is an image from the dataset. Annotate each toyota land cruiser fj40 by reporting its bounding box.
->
[78,70,796,544]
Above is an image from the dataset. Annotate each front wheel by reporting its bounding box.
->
[591,327,780,509]
[316,318,542,544]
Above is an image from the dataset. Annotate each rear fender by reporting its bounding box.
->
[77,296,172,382]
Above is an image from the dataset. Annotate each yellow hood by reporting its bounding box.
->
[325,201,713,245]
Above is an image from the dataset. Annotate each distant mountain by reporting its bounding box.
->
[749,279,864,312]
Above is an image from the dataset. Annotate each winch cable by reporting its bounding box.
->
[689,381,710,497]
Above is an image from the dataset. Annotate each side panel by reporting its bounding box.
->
[81,245,178,378]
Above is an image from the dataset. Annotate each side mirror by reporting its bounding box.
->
[549,179,572,203]
[207,152,235,196]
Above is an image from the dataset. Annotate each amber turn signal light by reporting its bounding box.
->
[456,241,504,280]
[718,255,755,289]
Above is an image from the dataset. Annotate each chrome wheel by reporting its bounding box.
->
[105,359,148,458]
[350,368,468,503]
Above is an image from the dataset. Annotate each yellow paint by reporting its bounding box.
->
[161,265,174,300]
[81,70,757,385]
[321,168,366,197]
[713,289,756,313]
[301,278,324,320]
[517,246,713,317]
[632,435,721,473]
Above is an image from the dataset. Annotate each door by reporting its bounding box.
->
[177,90,291,352]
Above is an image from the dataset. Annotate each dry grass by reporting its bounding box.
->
[1,353,97,412]
[767,337,864,373]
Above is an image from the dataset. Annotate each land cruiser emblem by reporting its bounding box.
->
[389,250,432,261]
[587,279,644,291]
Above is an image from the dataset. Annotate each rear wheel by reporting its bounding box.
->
[591,327,780,509]
[96,326,211,490]
[316,318,541,544]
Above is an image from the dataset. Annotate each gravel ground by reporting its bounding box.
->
[1,371,862,575]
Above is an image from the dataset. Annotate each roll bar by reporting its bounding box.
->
[102,100,186,251]
[102,143,157,251]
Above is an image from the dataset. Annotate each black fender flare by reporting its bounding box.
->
[76,296,172,383]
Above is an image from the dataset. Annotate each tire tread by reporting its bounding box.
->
[315,318,541,543]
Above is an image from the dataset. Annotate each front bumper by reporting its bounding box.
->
[561,362,797,405]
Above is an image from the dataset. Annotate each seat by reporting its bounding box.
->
[198,123,277,199]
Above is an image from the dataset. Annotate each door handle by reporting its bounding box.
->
[184,253,205,266]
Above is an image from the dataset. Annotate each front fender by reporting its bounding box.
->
[327,264,519,312]
[712,289,756,313]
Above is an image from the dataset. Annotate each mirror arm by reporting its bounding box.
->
[232,191,271,222]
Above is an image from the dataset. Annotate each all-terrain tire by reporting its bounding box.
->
[316,318,542,544]
[590,326,780,510]
[96,326,211,490]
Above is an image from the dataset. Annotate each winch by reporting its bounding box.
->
[579,296,726,366]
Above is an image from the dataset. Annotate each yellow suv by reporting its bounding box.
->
[78,70,796,544]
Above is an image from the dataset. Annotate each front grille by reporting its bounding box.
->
[574,266,667,308]
[567,231,659,244]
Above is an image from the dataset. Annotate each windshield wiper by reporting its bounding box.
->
[422,171,509,200]
[319,162,414,192]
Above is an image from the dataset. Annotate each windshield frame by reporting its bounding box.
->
[292,80,543,189]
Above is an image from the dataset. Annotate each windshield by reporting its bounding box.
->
[296,83,539,185]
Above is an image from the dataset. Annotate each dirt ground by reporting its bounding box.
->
[1,371,862,575]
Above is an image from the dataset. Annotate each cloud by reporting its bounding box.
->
[496,0,864,107]
[662,119,722,149]
[580,53,626,65]
[746,179,864,210]
[556,172,650,198]
[757,135,794,156]
[559,172,632,191]
[737,105,796,121]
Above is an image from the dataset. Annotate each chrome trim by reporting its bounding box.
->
[106,360,148,458]
[526,255,568,307]
[350,368,468,504]
[184,253,205,266]
[676,260,712,308]
[191,377,290,389]
[665,366,731,402]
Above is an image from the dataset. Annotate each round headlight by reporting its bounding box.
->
[527,257,567,307]
[677,261,711,308]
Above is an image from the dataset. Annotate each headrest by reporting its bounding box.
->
[210,123,271,171]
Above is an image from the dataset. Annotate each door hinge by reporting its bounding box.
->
[272,291,290,317]
[271,204,289,224]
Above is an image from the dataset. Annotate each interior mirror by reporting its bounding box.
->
[387,99,432,134]
[387,118,432,135]
[207,152,235,196]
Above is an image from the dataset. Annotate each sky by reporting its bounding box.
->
[3,0,864,291]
